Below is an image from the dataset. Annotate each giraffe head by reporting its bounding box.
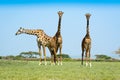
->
[85,13,91,20]
[15,27,24,35]
[58,11,64,17]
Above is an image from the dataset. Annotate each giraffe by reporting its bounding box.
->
[53,11,64,65]
[15,27,57,65]
[81,13,92,67]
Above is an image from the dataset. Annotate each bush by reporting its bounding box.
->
[57,54,71,59]
[0,56,2,59]
[63,58,72,61]
[95,54,112,61]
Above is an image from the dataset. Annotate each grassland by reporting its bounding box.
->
[0,60,120,80]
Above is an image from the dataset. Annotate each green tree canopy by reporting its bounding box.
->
[57,54,71,59]
[114,48,120,56]
[95,54,112,60]
[20,51,39,58]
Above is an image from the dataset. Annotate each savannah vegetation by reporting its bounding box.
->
[0,51,119,61]
[0,49,120,80]
[0,60,120,80]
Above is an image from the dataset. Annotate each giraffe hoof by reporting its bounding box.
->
[86,63,88,67]
[57,63,59,65]
[45,62,47,65]
[51,63,55,66]
[60,62,63,65]
[90,63,92,67]
[39,62,42,65]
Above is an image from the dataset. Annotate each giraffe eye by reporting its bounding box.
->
[18,30,21,32]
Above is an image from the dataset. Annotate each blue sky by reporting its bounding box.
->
[0,0,120,59]
[0,0,120,4]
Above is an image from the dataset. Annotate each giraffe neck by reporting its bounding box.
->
[87,19,89,26]
[22,29,41,37]
[86,19,91,38]
[55,16,62,37]
[86,19,90,35]
[57,16,62,33]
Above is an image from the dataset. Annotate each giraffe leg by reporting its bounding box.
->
[43,45,47,65]
[54,55,56,65]
[89,49,92,67]
[48,48,55,65]
[89,61,92,68]
[51,53,55,65]
[38,44,42,65]
[53,48,57,65]
[81,52,84,65]
[85,57,88,67]
[81,48,84,65]
[60,44,62,65]
[85,50,89,67]
[51,50,55,65]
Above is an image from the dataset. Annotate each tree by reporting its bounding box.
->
[20,51,39,58]
[0,56,2,59]
[95,54,112,61]
[57,54,71,59]
[6,55,15,60]
[14,55,24,60]
[114,48,120,56]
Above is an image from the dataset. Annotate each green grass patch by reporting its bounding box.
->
[0,60,120,80]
